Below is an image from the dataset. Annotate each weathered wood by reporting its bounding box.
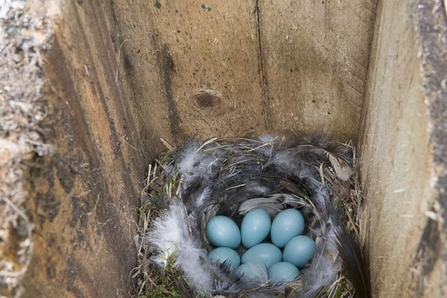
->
[409,0,447,297]
[110,0,377,142]
[258,0,377,141]
[111,0,267,142]
[358,0,446,297]
[20,1,151,296]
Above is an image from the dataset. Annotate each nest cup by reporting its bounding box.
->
[143,135,367,297]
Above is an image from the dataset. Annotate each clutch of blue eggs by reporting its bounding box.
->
[206,208,316,283]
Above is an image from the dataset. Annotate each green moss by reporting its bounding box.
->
[138,199,151,219]
[332,279,353,298]
[139,256,192,298]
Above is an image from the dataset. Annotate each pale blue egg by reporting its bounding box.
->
[208,247,240,272]
[283,235,316,268]
[206,216,241,248]
[270,209,305,248]
[268,262,300,283]
[241,208,271,248]
[236,263,267,283]
[241,243,282,269]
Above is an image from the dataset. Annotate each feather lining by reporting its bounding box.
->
[146,134,369,297]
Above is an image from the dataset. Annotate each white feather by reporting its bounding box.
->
[177,144,218,181]
[195,185,211,209]
[258,134,278,143]
[147,201,215,292]
[147,202,187,266]
[238,262,269,284]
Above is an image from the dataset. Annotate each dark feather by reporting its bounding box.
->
[333,224,371,298]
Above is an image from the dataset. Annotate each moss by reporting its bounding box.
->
[332,278,354,298]
[139,199,151,219]
[139,256,193,298]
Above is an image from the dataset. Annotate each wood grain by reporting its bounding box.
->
[358,0,436,296]
[111,0,267,141]
[258,0,377,141]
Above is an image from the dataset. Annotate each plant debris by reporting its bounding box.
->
[0,1,56,296]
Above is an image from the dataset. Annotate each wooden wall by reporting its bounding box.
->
[359,0,447,297]
[11,0,447,296]
[111,0,376,143]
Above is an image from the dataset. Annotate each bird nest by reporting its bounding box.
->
[132,134,369,298]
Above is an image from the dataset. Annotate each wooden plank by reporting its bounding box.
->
[20,1,149,297]
[258,0,377,141]
[112,0,267,141]
[358,0,436,296]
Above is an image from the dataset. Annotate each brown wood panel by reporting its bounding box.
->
[258,0,377,141]
[112,0,267,141]
[20,1,151,296]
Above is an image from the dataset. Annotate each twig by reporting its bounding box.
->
[160,138,174,151]
[2,196,31,228]
[197,137,218,151]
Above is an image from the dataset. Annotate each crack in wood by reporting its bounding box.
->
[255,0,272,131]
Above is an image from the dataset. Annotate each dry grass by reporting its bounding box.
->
[131,150,193,298]
[132,138,367,298]
[326,144,366,298]
[0,1,57,296]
